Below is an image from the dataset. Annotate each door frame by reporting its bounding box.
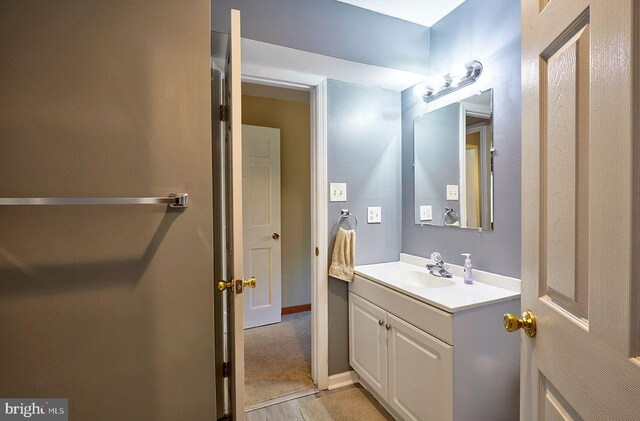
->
[241,71,329,391]
[458,102,491,229]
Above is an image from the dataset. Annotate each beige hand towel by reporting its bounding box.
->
[329,227,356,282]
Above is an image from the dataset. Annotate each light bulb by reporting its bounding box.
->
[429,74,447,89]
[450,64,471,82]
[412,82,427,98]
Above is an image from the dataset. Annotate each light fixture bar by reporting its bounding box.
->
[422,60,483,103]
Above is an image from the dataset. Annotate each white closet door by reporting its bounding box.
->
[242,124,282,329]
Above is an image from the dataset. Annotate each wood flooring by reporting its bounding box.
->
[245,384,393,421]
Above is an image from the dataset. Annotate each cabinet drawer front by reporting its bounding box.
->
[351,275,453,344]
[387,313,453,421]
[348,292,388,400]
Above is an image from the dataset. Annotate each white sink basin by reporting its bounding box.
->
[388,270,455,289]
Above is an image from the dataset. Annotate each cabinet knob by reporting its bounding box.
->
[385,324,391,330]
[378,320,384,326]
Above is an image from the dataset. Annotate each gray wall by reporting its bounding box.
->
[327,80,402,374]
[402,0,522,277]
[212,0,430,74]
[0,1,215,419]
[414,103,461,224]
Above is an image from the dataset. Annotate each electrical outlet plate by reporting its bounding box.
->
[330,183,347,202]
[446,185,459,201]
[419,205,432,221]
[368,207,381,224]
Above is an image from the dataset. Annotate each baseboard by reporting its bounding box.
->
[327,370,359,390]
[282,303,311,315]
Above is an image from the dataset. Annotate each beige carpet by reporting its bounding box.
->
[245,311,315,406]
[299,386,394,421]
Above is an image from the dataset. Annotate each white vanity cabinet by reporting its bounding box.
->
[349,291,453,421]
[349,273,520,421]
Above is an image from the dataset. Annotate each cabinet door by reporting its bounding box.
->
[349,292,388,400]
[388,313,453,421]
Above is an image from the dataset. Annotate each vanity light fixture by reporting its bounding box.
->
[420,60,483,103]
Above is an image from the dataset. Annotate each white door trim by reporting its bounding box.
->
[240,68,329,391]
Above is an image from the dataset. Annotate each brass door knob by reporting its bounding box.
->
[503,310,537,337]
[378,320,384,326]
[217,277,256,292]
[217,280,233,292]
[272,233,280,240]
[243,277,256,289]
[385,324,391,331]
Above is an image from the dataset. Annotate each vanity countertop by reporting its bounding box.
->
[354,256,520,313]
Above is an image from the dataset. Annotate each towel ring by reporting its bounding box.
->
[338,209,358,229]
[443,207,460,225]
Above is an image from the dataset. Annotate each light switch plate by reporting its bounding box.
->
[330,183,347,202]
[419,205,432,221]
[446,185,459,201]
[368,207,382,224]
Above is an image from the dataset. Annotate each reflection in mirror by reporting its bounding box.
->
[414,89,493,230]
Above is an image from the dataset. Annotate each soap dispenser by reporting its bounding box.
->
[462,253,473,284]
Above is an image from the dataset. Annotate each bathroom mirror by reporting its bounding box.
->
[414,89,493,230]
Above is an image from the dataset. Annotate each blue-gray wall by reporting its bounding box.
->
[402,0,521,277]
[327,80,401,374]
[212,0,430,73]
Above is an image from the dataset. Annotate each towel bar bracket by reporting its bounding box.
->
[169,193,189,208]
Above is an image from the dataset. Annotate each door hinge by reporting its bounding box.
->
[222,362,230,378]
[219,105,226,122]
[315,247,320,257]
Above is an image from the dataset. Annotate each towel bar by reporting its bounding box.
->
[0,193,189,208]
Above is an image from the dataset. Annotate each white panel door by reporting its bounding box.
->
[520,1,640,419]
[222,8,246,420]
[242,124,282,329]
[348,292,388,400]
[387,313,453,421]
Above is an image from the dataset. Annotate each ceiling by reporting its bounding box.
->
[336,0,465,27]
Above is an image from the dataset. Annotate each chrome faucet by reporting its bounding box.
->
[426,252,453,278]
